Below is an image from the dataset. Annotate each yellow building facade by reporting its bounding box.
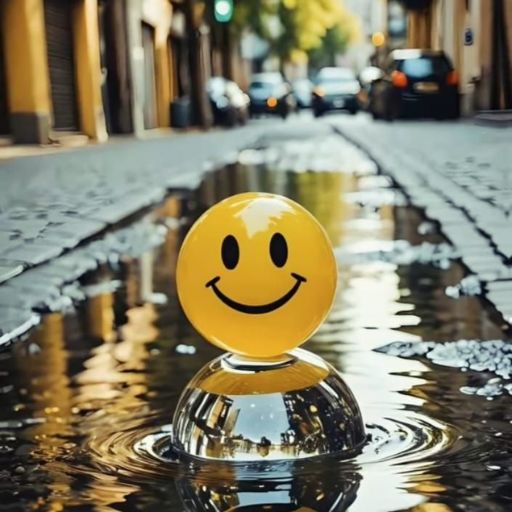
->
[0,0,179,145]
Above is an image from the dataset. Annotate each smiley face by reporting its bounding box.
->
[176,193,337,358]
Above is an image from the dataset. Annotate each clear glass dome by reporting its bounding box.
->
[172,349,366,461]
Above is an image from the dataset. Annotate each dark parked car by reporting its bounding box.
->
[292,78,313,109]
[207,77,249,127]
[311,67,360,117]
[248,72,296,119]
[369,49,460,120]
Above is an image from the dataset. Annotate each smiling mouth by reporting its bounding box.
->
[205,273,307,314]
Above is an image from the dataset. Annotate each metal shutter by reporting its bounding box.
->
[44,0,79,131]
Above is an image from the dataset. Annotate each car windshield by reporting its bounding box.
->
[316,69,356,84]
[250,81,274,89]
[400,57,451,78]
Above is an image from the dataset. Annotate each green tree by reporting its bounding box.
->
[308,24,351,70]
[232,0,277,39]
[275,0,358,64]
[232,0,359,67]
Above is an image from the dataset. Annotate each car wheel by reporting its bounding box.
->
[226,109,238,127]
[384,106,396,122]
[238,109,249,125]
[349,108,358,116]
[445,102,460,120]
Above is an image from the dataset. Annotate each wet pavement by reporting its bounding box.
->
[330,115,512,326]
[0,122,277,346]
[1,129,512,511]
[2,115,511,348]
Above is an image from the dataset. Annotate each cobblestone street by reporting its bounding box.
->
[0,117,333,346]
[330,115,512,326]
[0,124,273,345]
[0,125,267,276]
[1,114,512,346]
[2,112,512,511]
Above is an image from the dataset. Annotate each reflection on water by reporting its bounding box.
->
[0,160,509,512]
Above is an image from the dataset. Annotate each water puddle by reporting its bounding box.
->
[0,142,510,511]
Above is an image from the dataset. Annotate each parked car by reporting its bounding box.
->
[248,72,296,119]
[292,78,313,109]
[311,67,361,117]
[369,49,460,120]
[207,77,249,127]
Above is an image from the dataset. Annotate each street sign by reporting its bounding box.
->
[214,0,233,23]
[464,28,474,46]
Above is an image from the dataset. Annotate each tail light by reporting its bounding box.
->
[267,97,278,108]
[447,70,459,86]
[391,70,408,88]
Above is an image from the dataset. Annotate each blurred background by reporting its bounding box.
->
[0,0,510,146]
[1,2,512,511]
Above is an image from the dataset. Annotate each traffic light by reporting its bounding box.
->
[214,0,233,23]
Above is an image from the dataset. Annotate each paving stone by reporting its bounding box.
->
[1,242,64,266]
[53,218,106,240]
[86,196,155,224]
[0,219,48,237]
[0,233,23,257]
[0,263,23,284]
[0,307,40,348]
[34,231,82,249]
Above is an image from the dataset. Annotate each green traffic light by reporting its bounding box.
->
[214,0,233,23]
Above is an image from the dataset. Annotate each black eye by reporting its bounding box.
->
[270,233,288,267]
[221,235,239,270]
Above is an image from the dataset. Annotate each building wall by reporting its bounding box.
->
[407,7,431,49]
[73,0,108,142]
[126,0,174,135]
[476,0,512,110]
[1,0,108,143]
[1,0,52,143]
[430,0,472,113]
[0,0,182,144]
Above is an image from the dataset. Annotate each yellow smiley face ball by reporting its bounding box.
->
[176,193,337,358]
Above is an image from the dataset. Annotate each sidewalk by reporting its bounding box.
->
[0,125,269,277]
[330,116,512,324]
